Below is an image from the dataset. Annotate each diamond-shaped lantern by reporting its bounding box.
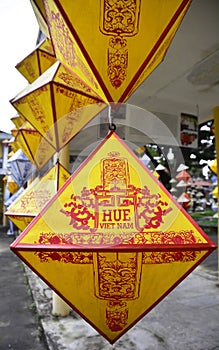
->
[10,61,107,151]
[15,121,56,170]
[11,115,25,129]
[6,162,70,231]
[16,38,56,83]
[7,149,35,187]
[176,170,191,182]
[11,132,216,344]
[39,0,192,103]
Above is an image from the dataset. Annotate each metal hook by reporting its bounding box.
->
[108,105,116,131]
[109,123,116,131]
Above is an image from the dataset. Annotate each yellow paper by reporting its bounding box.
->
[16,38,56,83]
[16,122,55,169]
[6,162,70,230]
[11,61,107,151]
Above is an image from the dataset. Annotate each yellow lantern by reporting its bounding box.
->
[15,122,56,170]
[11,61,107,151]
[11,131,216,343]
[39,0,192,103]
[11,115,25,129]
[16,38,56,83]
[6,162,70,231]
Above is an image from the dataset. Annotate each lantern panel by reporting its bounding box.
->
[43,0,192,103]
[11,62,107,151]
[43,0,107,102]
[6,162,70,231]
[16,38,56,83]
[16,122,56,169]
[15,248,209,343]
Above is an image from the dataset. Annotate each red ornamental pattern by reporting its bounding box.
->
[57,71,94,95]
[96,253,140,300]
[127,230,200,245]
[50,11,77,68]
[20,90,53,142]
[44,0,98,89]
[35,248,199,265]
[102,157,129,188]
[142,251,200,264]
[36,231,132,246]
[36,229,199,247]
[106,301,128,331]
[100,0,140,36]
[100,0,141,88]
[19,189,52,213]
[35,251,93,264]
[59,187,172,239]
[58,152,173,244]
[38,152,203,246]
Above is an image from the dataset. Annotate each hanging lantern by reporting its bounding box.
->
[6,162,70,231]
[7,149,35,187]
[37,0,193,103]
[176,170,190,182]
[10,61,107,151]
[15,122,56,170]
[11,131,216,343]
[177,192,191,209]
[11,115,25,128]
[16,38,56,83]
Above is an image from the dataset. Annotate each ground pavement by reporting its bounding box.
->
[0,231,47,350]
[0,229,219,350]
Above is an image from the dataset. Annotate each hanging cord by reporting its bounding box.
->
[108,105,116,131]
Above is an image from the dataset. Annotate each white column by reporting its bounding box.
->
[52,144,71,316]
